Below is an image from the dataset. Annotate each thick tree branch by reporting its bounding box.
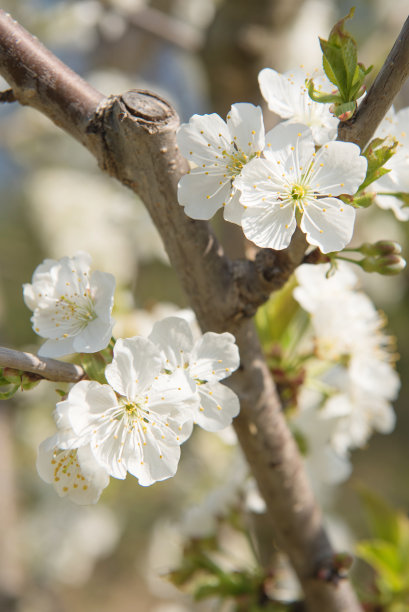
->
[0,347,84,383]
[338,16,409,148]
[2,9,406,610]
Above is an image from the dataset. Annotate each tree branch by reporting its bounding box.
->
[2,9,406,610]
[338,16,409,148]
[0,347,84,383]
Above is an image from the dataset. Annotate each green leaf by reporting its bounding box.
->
[357,540,408,592]
[0,384,20,400]
[342,37,358,91]
[306,79,341,104]
[358,486,401,544]
[79,352,108,384]
[255,277,299,350]
[320,39,347,97]
[340,192,374,208]
[359,137,398,191]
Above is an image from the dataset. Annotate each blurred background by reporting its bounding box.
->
[0,1,408,610]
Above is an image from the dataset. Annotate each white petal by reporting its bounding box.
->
[176,113,231,165]
[258,68,300,119]
[263,122,315,171]
[190,332,240,383]
[73,317,114,354]
[148,369,197,419]
[226,103,264,154]
[223,187,244,225]
[375,194,409,221]
[195,383,240,431]
[310,141,367,196]
[57,380,118,441]
[148,316,194,369]
[38,336,77,358]
[301,197,355,253]
[178,169,231,220]
[91,270,116,319]
[235,157,287,205]
[105,336,162,397]
[127,432,181,486]
[242,200,296,250]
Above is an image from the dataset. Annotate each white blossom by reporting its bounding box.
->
[37,435,110,505]
[294,262,399,455]
[293,390,352,489]
[235,123,367,253]
[258,67,338,145]
[372,106,409,221]
[56,337,195,486]
[322,382,397,455]
[177,103,265,224]
[294,261,358,313]
[23,252,115,358]
[148,317,240,431]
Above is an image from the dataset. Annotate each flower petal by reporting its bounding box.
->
[178,169,231,220]
[226,103,264,154]
[190,332,240,383]
[148,316,194,369]
[176,113,231,165]
[195,382,240,431]
[106,336,163,398]
[264,122,315,171]
[223,187,244,225]
[242,200,296,250]
[301,197,355,253]
[310,141,367,196]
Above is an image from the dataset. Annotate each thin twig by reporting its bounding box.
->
[0,347,84,383]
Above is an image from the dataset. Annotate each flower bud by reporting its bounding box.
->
[360,240,402,257]
[361,254,406,275]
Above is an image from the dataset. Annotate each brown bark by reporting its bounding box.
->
[1,9,407,611]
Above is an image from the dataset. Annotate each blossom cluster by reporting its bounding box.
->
[177,67,368,253]
[291,262,400,487]
[177,65,409,254]
[24,254,240,504]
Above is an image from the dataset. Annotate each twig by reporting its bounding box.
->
[0,347,84,383]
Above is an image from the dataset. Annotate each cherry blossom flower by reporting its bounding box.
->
[56,337,195,486]
[293,262,400,455]
[258,67,338,145]
[23,252,115,358]
[37,435,110,505]
[372,106,409,221]
[235,123,367,253]
[148,317,240,432]
[177,103,265,224]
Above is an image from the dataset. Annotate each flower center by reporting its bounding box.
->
[291,184,308,200]
[54,290,97,334]
[223,149,259,177]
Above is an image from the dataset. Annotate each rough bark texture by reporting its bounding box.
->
[1,9,408,611]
